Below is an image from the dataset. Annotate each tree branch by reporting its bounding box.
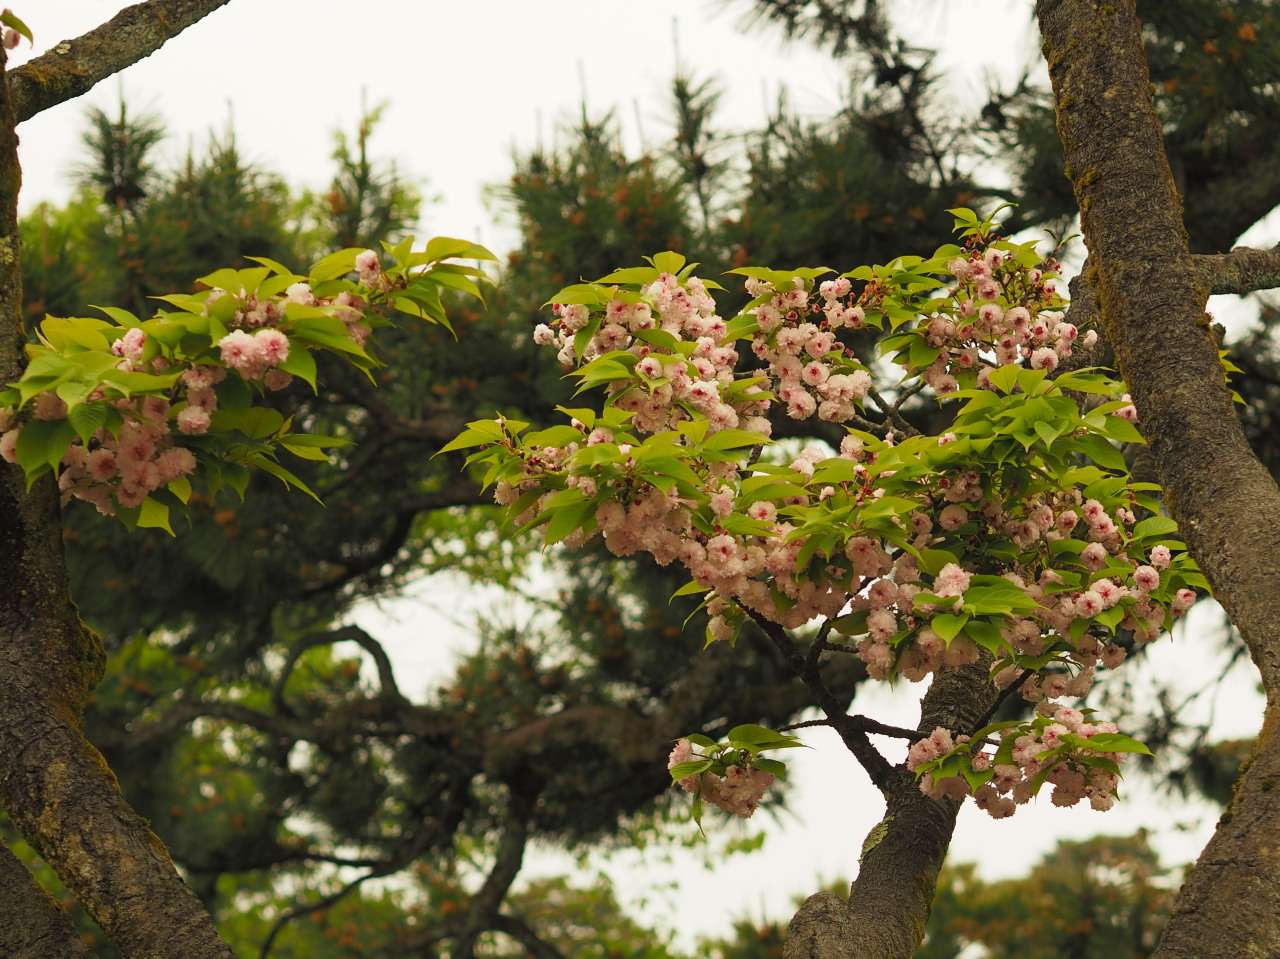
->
[749,612,894,789]
[1195,245,1280,297]
[0,39,235,959]
[783,656,996,958]
[271,624,406,714]
[0,842,92,958]
[489,913,566,959]
[9,0,233,124]
[453,788,539,959]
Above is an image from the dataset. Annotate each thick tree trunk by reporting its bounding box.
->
[1037,1,1280,955]
[0,41,235,959]
[784,659,994,958]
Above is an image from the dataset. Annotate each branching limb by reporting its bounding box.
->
[257,868,381,959]
[748,611,895,789]
[779,714,923,741]
[271,624,406,714]
[866,386,918,437]
[453,788,539,959]
[9,0,233,123]
[489,914,566,959]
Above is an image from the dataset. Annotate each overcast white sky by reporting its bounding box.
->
[12,0,1273,951]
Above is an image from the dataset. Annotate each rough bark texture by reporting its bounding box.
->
[1037,2,1280,956]
[784,659,996,959]
[8,0,231,124]
[0,842,92,958]
[0,39,235,959]
[1197,245,1280,297]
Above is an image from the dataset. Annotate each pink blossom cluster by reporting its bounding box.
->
[46,393,194,514]
[536,275,772,435]
[908,707,1125,820]
[496,402,1192,722]
[0,263,385,513]
[930,246,1087,387]
[216,328,291,384]
[668,739,776,819]
[745,275,873,422]
[510,254,1193,681]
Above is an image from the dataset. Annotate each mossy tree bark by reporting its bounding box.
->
[0,843,92,958]
[1037,1,1280,956]
[0,4,239,956]
[782,660,995,959]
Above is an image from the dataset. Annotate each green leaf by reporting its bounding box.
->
[1073,433,1127,472]
[437,420,505,455]
[727,724,804,749]
[309,248,362,283]
[963,618,1004,654]
[914,548,959,576]
[1133,515,1178,540]
[1055,370,1121,395]
[167,476,192,504]
[422,236,497,263]
[544,495,595,545]
[92,305,142,327]
[671,580,711,602]
[597,266,661,285]
[545,283,608,307]
[669,760,713,780]
[648,251,686,274]
[278,347,317,391]
[702,428,769,453]
[0,9,32,43]
[987,364,1020,394]
[15,419,75,480]
[1102,415,1145,444]
[211,407,284,439]
[931,613,970,643]
[251,455,321,503]
[1082,733,1153,756]
[137,497,174,535]
[281,441,333,462]
[753,757,788,780]
[424,268,485,302]
[244,255,300,278]
[67,402,108,443]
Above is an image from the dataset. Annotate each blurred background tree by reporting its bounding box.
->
[9,1,1279,955]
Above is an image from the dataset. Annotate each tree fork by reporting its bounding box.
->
[783,657,996,959]
[1037,2,1280,956]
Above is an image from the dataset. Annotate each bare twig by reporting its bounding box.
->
[747,610,895,789]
